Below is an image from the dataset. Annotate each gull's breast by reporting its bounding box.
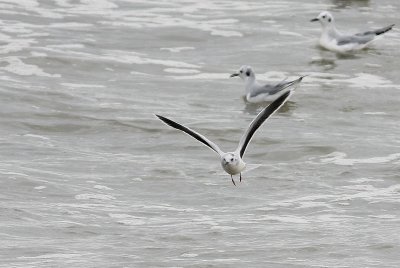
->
[221,161,246,175]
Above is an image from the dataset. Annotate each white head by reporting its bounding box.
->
[221,152,245,175]
[230,65,255,80]
[221,153,238,166]
[310,11,335,28]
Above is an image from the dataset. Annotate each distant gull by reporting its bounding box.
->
[156,90,293,186]
[230,65,305,103]
[311,11,394,53]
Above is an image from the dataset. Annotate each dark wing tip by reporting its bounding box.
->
[155,114,175,127]
[155,114,166,122]
[299,74,309,81]
[375,24,395,35]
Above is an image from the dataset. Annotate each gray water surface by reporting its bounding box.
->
[0,0,399,267]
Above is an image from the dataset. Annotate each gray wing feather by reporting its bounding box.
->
[337,34,374,46]
[249,77,303,98]
[356,24,395,36]
[338,24,394,46]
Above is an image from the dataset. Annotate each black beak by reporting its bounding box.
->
[310,18,319,22]
[230,73,239,78]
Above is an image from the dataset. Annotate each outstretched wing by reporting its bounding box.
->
[156,115,224,156]
[236,90,292,158]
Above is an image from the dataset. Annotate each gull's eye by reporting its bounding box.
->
[246,71,250,76]
[230,158,234,162]
[322,15,326,19]
[240,70,243,73]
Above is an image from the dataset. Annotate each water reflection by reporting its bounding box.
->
[309,57,338,71]
[308,48,366,71]
[331,0,370,9]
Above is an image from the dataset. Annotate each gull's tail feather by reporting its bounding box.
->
[280,75,307,92]
[267,75,306,96]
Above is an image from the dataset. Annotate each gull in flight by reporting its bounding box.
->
[230,65,305,103]
[311,11,394,53]
[156,90,293,186]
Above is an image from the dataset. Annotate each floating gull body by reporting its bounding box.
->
[156,90,293,186]
[230,65,304,103]
[311,11,394,53]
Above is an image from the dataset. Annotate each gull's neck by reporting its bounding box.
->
[244,74,256,94]
[322,23,340,39]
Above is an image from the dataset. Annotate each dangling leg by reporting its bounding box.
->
[240,173,242,182]
[231,175,236,186]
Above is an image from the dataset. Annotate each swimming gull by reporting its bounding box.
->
[230,65,305,103]
[311,11,394,53]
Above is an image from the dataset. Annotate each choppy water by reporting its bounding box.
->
[0,0,399,267]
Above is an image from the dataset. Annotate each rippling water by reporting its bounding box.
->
[0,0,399,267]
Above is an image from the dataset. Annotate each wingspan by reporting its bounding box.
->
[236,90,293,158]
[156,115,224,156]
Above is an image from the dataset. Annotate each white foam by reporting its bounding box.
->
[34,186,46,190]
[160,47,195,53]
[315,214,360,223]
[370,214,396,219]
[364,63,382,68]
[181,253,198,258]
[109,213,146,225]
[210,225,237,231]
[298,201,333,209]
[214,258,241,262]
[0,0,39,8]
[0,57,60,77]
[0,38,35,54]
[344,73,399,89]
[49,23,93,28]
[261,215,309,224]
[93,185,113,191]
[279,30,303,37]
[210,29,242,37]
[363,112,387,115]
[61,83,105,88]
[163,68,200,74]
[335,184,400,202]
[168,72,229,80]
[103,50,200,68]
[321,151,400,166]
[75,193,115,200]
[350,177,384,183]
[24,134,50,140]
[18,253,80,259]
[30,51,47,57]
[47,44,85,49]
